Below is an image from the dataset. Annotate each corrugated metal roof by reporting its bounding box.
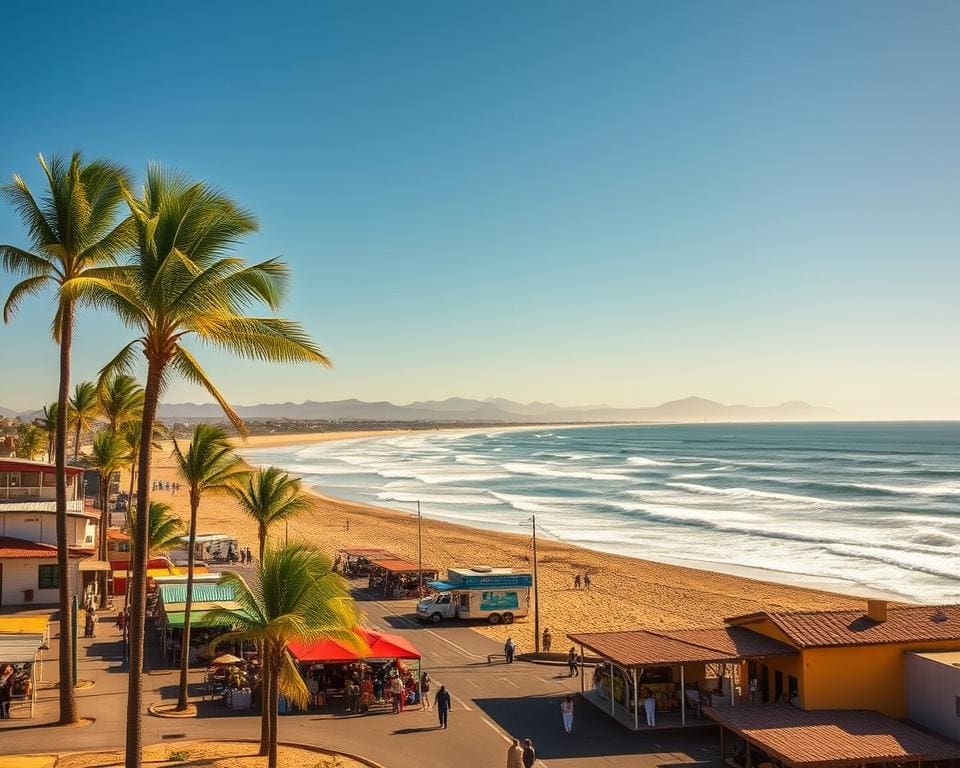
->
[369,558,434,573]
[0,633,43,663]
[704,705,960,765]
[158,582,236,605]
[728,605,960,648]
[163,608,256,628]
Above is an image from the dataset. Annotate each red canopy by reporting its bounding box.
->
[288,627,421,663]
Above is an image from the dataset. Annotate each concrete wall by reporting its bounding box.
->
[906,653,960,741]
[0,509,95,548]
[0,556,61,606]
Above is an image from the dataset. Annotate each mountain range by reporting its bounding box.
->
[1,396,839,424]
[147,396,838,423]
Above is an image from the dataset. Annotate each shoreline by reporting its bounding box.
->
[148,428,872,647]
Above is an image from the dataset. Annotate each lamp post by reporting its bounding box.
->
[417,500,423,597]
[523,515,541,653]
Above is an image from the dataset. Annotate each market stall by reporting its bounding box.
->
[0,616,49,682]
[367,558,438,599]
[288,628,422,714]
[0,634,43,717]
[335,547,396,578]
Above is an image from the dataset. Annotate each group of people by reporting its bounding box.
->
[505,738,538,768]
[151,480,182,494]
[572,572,592,590]
[232,546,254,565]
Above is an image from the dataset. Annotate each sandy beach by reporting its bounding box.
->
[146,430,865,649]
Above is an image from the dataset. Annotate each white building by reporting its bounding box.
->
[0,458,103,607]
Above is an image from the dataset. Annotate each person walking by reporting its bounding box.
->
[420,672,432,709]
[506,738,523,768]
[567,647,578,677]
[521,739,536,768]
[583,573,591,590]
[0,664,13,719]
[542,627,552,653]
[390,673,404,713]
[573,573,581,590]
[436,685,451,729]
[561,694,575,734]
[644,690,657,727]
[505,636,515,664]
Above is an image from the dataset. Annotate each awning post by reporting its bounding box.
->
[579,644,584,693]
[632,667,639,730]
[680,663,686,726]
[610,661,615,716]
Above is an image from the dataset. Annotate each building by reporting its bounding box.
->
[569,599,960,767]
[0,457,106,607]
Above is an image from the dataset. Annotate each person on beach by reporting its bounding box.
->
[584,573,591,590]
[567,647,578,677]
[420,672,431,709]
[506,738,523,768]
[505,636,515,663]
[542,628,552,653]
[522,739,536,768]
[573,574,581,590]
[561,694,575,733]
[436,685,451,729]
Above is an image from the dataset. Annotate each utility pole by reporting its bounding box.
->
[532,514,540,653]
[417,500,423,597]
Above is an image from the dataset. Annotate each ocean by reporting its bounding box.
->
[241,422,960,604]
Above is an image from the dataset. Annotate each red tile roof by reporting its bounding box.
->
[727,605,960,648]
[0,537,58,559]
[368,558,436,573]
[0,458,83,475]
[704,705,960,765]
[568,627,795,667]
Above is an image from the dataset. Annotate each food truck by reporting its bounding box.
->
[417,566,532,625]
[169,533,240,564]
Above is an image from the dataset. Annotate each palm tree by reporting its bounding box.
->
[231,467,314,561]
[84,166,330,768]
[98,373,144,436]
[1,152,132,725]
[127,500,186,557]
[15,422,47,460]
[205,545,361,768]
[38,402,59,462]
[88,431,130,605]
[69,380,100,460]
[171,424,247,711]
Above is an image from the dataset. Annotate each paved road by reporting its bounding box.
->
[1,584,723,767]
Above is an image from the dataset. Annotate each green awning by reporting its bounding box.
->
[163,608,255,629]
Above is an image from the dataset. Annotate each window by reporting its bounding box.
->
[38,564,59,589]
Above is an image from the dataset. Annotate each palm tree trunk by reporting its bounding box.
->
[176,492,200,711]
[259,524,266,563]
[55,301,78,725]
[98,471,109,607]
[125,358,162,768]
[268,654,281,768]
[259,646,272,756]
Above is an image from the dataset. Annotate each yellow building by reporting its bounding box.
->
[727,601,960,718]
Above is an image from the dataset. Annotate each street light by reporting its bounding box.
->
[522,515,541,654]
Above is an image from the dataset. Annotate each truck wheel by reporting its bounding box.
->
[488,613,502,625]
[430,612,442,624]
[503,613,514,624]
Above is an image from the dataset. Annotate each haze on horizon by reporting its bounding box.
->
[1,2,958,422]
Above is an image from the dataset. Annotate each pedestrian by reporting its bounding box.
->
[506,737,523,768]
[644,690,656,727]
[246,546,252,563]
[505,636,515,664]
[0,664,13,719]
[542,628,552,653]
[584,573,591,590]
[420,672,431,710]
[561,694,574,733]
[521,739,536,768]
[436,685,451,729]
[573,573,581,590]
[567,647,578,677]
[116,609,126,633]
[390,672,404,713]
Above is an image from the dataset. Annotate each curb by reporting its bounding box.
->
[146,703,198,719]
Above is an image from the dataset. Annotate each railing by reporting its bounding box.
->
[0,486,59,500]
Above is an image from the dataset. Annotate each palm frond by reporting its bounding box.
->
[197,316,332,367]
[170,346,246,436]
[0,245,58,279]
[3,275,52,323]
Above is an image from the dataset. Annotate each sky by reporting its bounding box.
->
[1,1,958,420]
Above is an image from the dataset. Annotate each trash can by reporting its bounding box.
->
[24,589,34,602]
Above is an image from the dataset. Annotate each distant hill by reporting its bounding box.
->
[147,395,838,424]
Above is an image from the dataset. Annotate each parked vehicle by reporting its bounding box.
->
[416,566,532,625]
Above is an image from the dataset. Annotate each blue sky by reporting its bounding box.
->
[1,1,958,418]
